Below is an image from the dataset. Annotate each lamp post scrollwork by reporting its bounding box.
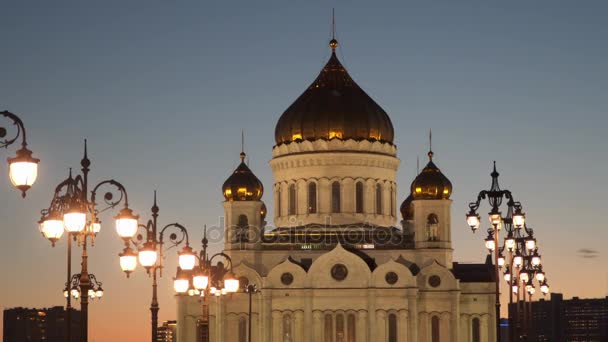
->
[1,110,40,197]
[466,162,549,342]
[38,140,138,342]
[118,191,195,342]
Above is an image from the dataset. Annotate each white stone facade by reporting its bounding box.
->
[175,137,496,342]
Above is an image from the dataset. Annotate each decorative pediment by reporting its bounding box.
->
[371,258,416,288]
[306,243,372,288]
[417,260,459,291]
[266,257,308,288]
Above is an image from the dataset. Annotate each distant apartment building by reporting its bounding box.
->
[3,306,81,342]
[509,293,608,342]
[157,320,177,342]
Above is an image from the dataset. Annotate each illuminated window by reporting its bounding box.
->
[308,182,317,214]
[388,313,397,342]
[288,184,296,215]
[427,214,439,241]
[472,318,480,342]
[331,181,341,213]
[376,183,383,215]
[292,133,303,141]
[431,316,440,342]
[328,131,343,139]
[355,182,364,213]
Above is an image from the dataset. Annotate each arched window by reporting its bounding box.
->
[472,317,481,342]
[288,184,296,215]
[236,214,248,242]
[375,183,383,215]
[324,314,333,342]
[427,213,439,241]
[308,182,317,214]
[390,187,395,216]
[277,186,282,216]
[335,313,345,342]
[347,313,356,342]
[283,314,292,342]
[431,316,440,342]
[388,313,397,342]
[355,181,364,213]
[331,181,341,213]
[238,316,247,342]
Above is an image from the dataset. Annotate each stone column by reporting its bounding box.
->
[481,315,489,342]
[407,295,418,342]
[294,311,304,342]
[304,291,312,342]
[459,315,469,342]
[440,312,450,342]
[272,311,282,342]
[313,311,323,342]
[398,310,408,342]
[226,314,237,342]
[418,312,428,342]
[209,315,216,342]
[451,294,460,342]
[376,311,387,342]
[356,311,368,342]
[263,293,272,342]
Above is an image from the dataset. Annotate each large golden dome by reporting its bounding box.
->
[222,152,264,201]
[410,151,452,200]
[274,39,394,146]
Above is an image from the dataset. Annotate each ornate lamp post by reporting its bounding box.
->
[1,110,40,197]
[38,140,138,342]
[245,284,260,342]
[117,191,195,342]
[466,162,549,342]
[173,227,239,342]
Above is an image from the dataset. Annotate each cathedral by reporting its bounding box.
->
[176,34,496,342]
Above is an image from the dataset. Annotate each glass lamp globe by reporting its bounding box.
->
[138,242,158,269]
[7,147,40,197]
[520,271,529,283]
[485,237,495,252]
[224,273,239,293]
[88,289,96,299]
[504,272,511,283]
[71,288,80,299]
[497,255,505,268]
[91,219,101,234]
[115,207,139,239]
[525,238,536,252]
[536,271,545,282]
[540,282,550,295]
[532,254,541,267]
[505,237,516,251]
[489,212,502,227]
[39,212,64,246]
[512,209,525,228]
[119,247,138,276]
[63,290,69,298]
[210,287,217,295]
[95,288,104,298]
[174,279,189,293]
[178,245,196,271]
[64,207,87,233]
[512,285,519,294]
[466,212,480,231]
[513,254,523,268]
[192,268,209,290]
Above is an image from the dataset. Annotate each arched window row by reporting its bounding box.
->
[275,179,396,217]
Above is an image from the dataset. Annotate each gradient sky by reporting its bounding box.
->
[1,1,607,341]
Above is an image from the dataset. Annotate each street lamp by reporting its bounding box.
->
[1,110,40,197]
[466,162,551,342]
[175,227,240,341]
[38,140,137,342]
[117,192,193,342]
[245,284,260,342]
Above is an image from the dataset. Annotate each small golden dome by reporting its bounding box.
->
[410,151,452,200]
[222,153,263,201]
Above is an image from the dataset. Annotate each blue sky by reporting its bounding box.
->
[1,1,607,340]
